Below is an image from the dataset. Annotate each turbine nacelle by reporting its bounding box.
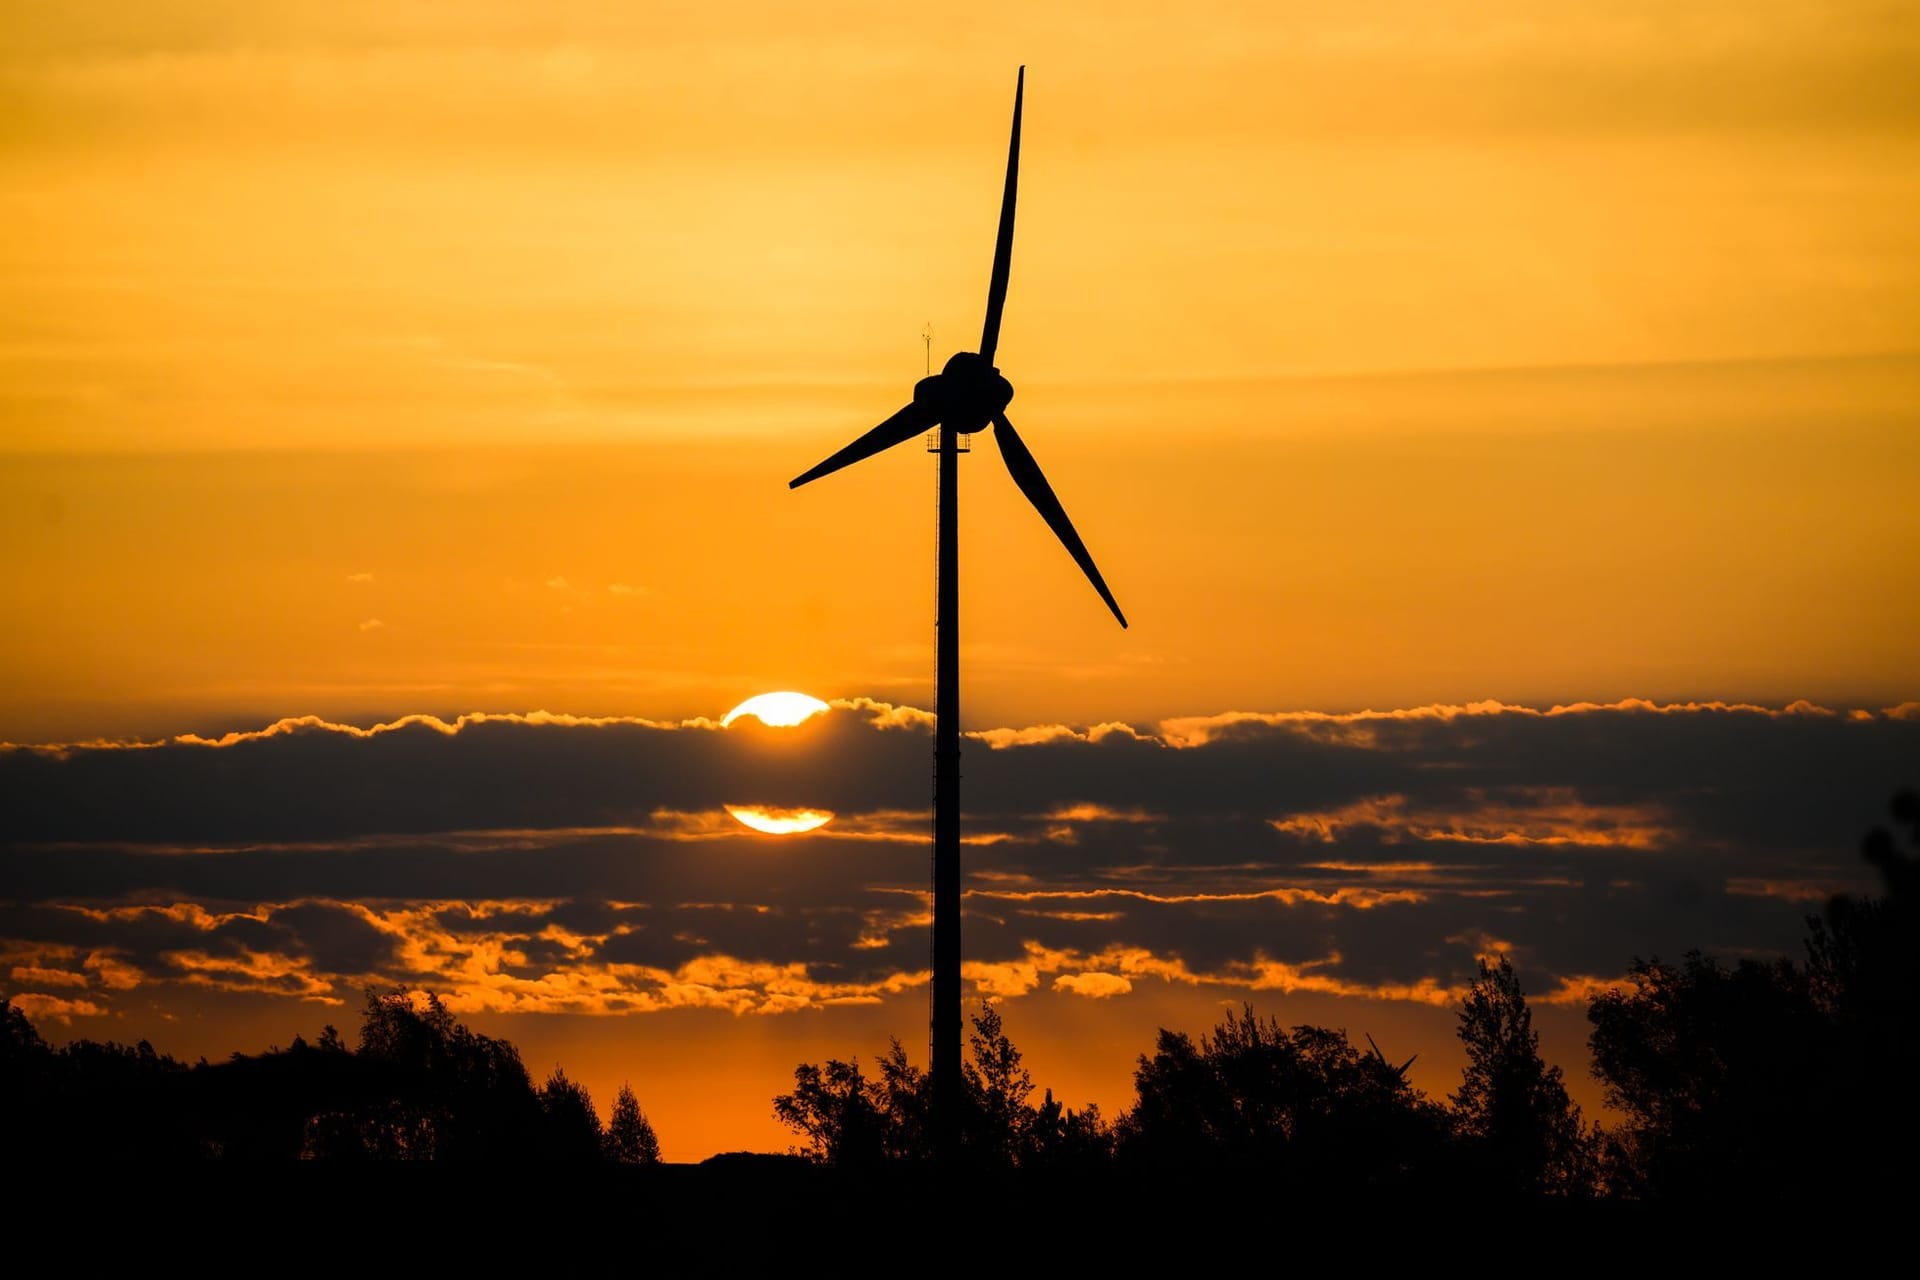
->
[940,350,999,380]
[914,352,1014,432]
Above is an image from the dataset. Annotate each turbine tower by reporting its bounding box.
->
[788,67,1127,1158]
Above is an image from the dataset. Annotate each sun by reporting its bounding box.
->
[722,691,831,728]
[721,692,835,833]
[724,804,834,835]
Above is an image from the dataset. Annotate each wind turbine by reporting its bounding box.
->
[788,66,1127,1158]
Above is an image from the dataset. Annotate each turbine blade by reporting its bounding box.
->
[789,403,932,488]
[978,66,1023,364]
[993,413,1126,628]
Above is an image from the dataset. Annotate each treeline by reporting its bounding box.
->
[775,792,1920,1201]
[1,988,661,1165]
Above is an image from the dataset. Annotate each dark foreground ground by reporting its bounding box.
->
[19,1156,1885,1266]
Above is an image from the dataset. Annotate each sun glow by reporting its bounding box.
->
[724,805,834,835]
[721,692,831,728]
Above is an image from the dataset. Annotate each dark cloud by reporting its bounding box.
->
[1,699,1912,1019]
[264,900,402,975]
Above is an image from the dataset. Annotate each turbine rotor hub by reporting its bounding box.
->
[916,352,1014,431]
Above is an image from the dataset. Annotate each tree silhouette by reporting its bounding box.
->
[537,1066,604,1161]
[772,1056,889,1167]
[1452,955,1595,1196]
[2,998,50,1095]
[2,998,46,1061]
[303,990,549,1159]
[1587,952,1826,1199]
[4,990,660,1166]
[1118,1005,1450,1189]
[1807,789,1919,1052]
[2,1011,193,1161]
[1026,1087,1113,1169]
[1588,791,1920,1201]
[962,1001,1034,1164]
[874,1037,931,1159]
[605,1082,662,1164]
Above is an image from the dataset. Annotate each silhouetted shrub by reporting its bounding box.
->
[774,1002,1108,1168]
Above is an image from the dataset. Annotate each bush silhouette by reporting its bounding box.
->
[774,1002,1108,1168]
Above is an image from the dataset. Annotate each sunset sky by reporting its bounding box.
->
[3,2,1918,1159]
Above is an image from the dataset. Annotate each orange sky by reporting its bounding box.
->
[5,3,1918,739]
[3,1,1918,1158]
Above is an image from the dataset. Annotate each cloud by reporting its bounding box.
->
[1724,878,1834,904]
[1239,954,1466,1007]
[0,696,1912,1026]
[970,724,1088,750]
[962,957,1045,999]
[1534,974,1635,1006]
[6,993,108,1024]
[0,893,941,1019]
[1271,789,1675,849]
[166,947,341,1003]
[1157,697,1847,749]
[971,886,1425,910]
[831,697,935,732]
[1053,971,1132,999]
[357,618,385,632]
[969,722,1152,750]
[84,951,143,990]
[4,707,692,754]
[8,965,88,988]
[1046,804,1159,824]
